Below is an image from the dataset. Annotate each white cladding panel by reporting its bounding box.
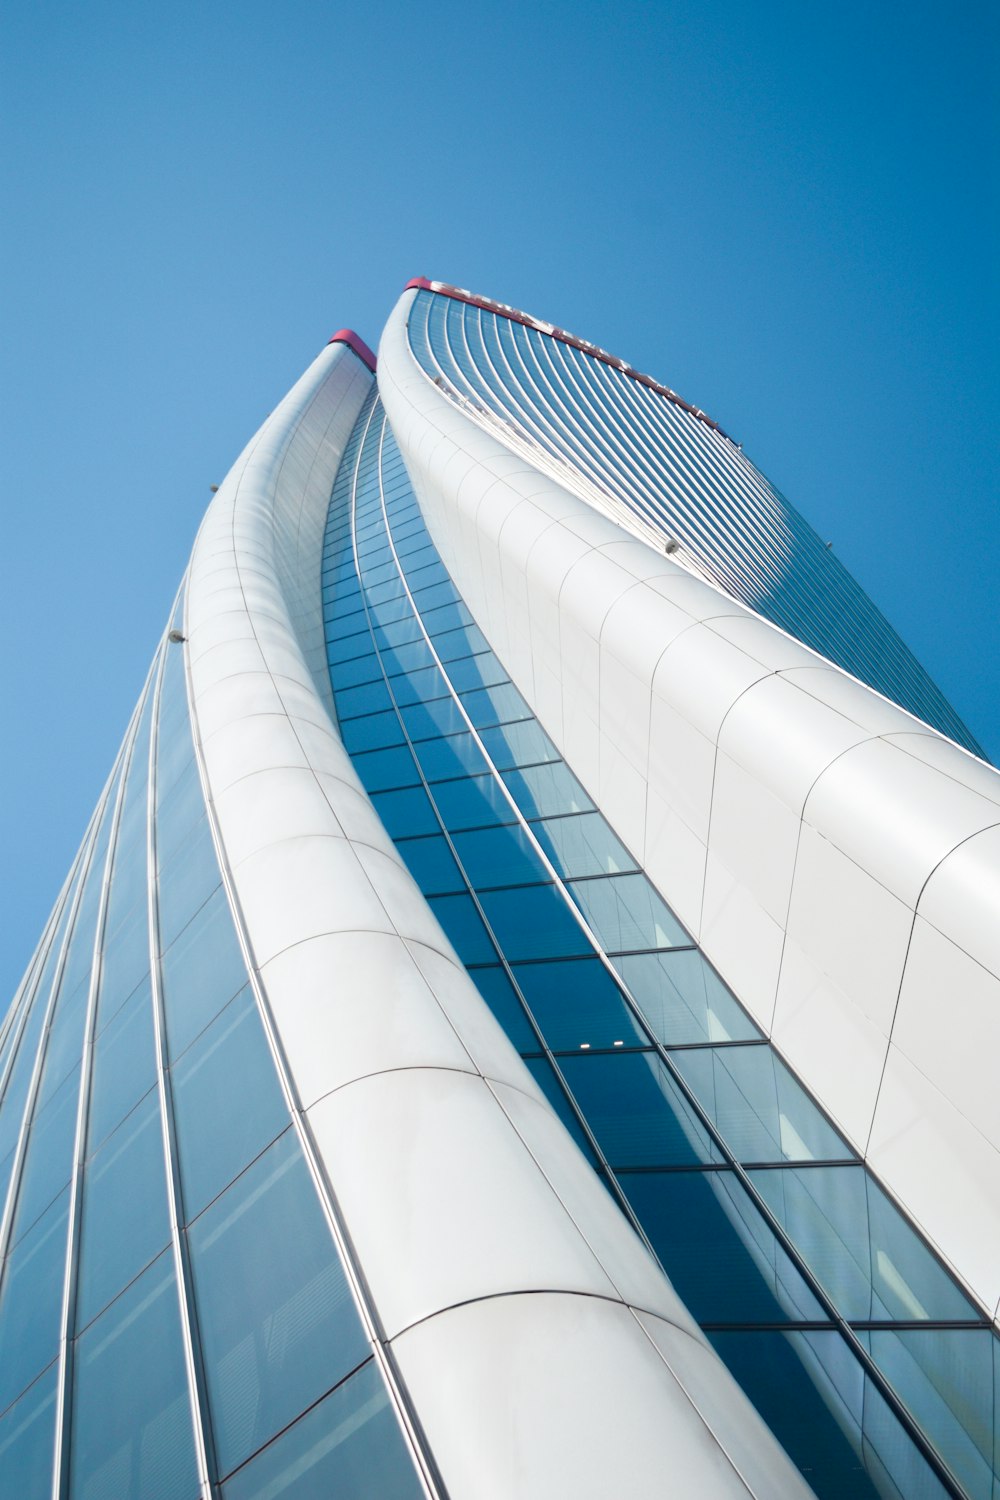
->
[379,288,1000,1323]
[185,339,812,1495]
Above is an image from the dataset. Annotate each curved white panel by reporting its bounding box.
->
[183,341,810,1494]
[379,287,1000,1322]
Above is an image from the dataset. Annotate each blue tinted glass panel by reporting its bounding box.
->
[460,682,531,729]
[501,763,593,819]
[512,958,646,1051]
[172,987,288,1220]
[188,1130,369,1477]
[567,874,689,952]
[160,886,248,1060]
[479,719,559,771]
[624,1169,823,1324]
[87,978,156,1151]
[351,745,420,794]
[0,1187,69,1414]
[425,895,497,966]
[10,1063,80,1246]
[557,1052,720,1168]
[222,1359,424,1500]
[532,813,637,878]
[469,967,538,1052]
[428,773,514,833]
[671,1045,850,1163]
[416,732,489,783]
[76,1089,170,1330]
[395,835,464,895]
[446,653,509,694]
[156,816,221,952]
[477,884,593,961]
[521,1057,597,1164]
[451,822,546,889]
[0,1363,56,1500]
[616,950,761,1045]
[69,1252,198,1500]
[862,1328,996,1500]
[400,695,466,741]
[750,1165,979,1321]
[339,710,406,754]
[368,786,440,839]
[710,1327,952,1500]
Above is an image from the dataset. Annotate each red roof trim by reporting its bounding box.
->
[327,329,377,372]
[404,278,733,443]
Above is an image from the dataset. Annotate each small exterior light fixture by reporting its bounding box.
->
[168,629,186,644]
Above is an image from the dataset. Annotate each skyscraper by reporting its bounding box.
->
[1,279,997,1500]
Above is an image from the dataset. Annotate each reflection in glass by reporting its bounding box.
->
[616,949,761,1045]
[69,1252,198,1500]
[188,1130,369,1477]
[558,1052,719,1168]
[671,1045,849,1163]
[222,1358,425,1500]
[512,957,645,1051]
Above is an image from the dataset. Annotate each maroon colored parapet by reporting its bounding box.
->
[328,329,377,372]
[403,277,734,443]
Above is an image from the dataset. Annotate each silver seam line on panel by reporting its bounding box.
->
[355,411,662,1266]
[371,408,968,1499]
[147,597,219,1500]
[51,670,152,1500]
[182,401,449,1500]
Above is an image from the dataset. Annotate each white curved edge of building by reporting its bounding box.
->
[377,287,1000,1331]
[182,337,814,1499]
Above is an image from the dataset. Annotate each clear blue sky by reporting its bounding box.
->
[2,0,997,1001]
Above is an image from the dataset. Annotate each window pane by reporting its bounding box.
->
[624,1169,823,1324]
[567,874,689,953]
[0,1363,56,1500]
[384,664,449,707]
[708,1329,951,1500]
[521,1057,596,1165]
[395,835,464,895]
[429,774,515,833]
[160,886,248,1060]
[189,1130,369,1476]
[351,745,420,795]
[368,786,440,840]
[616,950,761,1045]
[671,1045,850,1163]
[222,1358,424,1500]
[172,987,288,1220]
[70,1252,198,1500]
[477,884,592,961]
[557,1052,720,1168]
[749,1165,979,1321]
[76,1089,170,1330]
[460,682,530,730]
[88,977,156,1151]
[532,812,637,879]
[416,732,489,783]
[512,957,646,1051]
[339,709,406,754]
[10,1063,81,1247]
[446,653,508,694]
[480,720,558,771]
[0,1187,69,1414]
[156,817,221,952]
[469,967,538,1053]
[502,763,593,819]
[426,894,497,966]
[451,822,546,889]
[862,1328,996,1500]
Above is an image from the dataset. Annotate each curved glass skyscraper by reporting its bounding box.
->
[2,281,997,1500]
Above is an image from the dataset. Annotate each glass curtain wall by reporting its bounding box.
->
[405,288,983,758]
[322,389,998,1500]
[0,598,427,1500]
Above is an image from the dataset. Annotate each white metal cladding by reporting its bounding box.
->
[184,339,815,1498]
[377,287,1000,1329]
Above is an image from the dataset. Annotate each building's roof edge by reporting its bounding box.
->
[404,277,735,444]
[328,328,377,372]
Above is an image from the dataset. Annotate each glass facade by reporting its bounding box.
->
[321,385,998,1500]
[3,286,994,1500]
[0,597,425,1498]
[405,286,984,758]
